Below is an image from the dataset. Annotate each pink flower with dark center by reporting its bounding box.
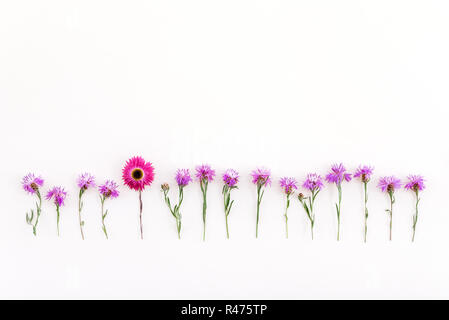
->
[46,186,67,207]
[378,176,401,193]
[22,173,44,194]
[325,163,352,184]
[251,167,271,186]
[77,173,96,190]
[175,169,192,187]
[122,156,155,191]
[99,180,120,199]
[223,169,239,187]
[404,175,425,192]
[195,164,215,182]
[354,165,374,183]
[279,177,298,195]
[302,173,324,191]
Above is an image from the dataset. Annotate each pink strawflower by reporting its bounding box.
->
[99,180,120,199]
[77,173,96,190]
[325,163,352,184]
[354,165,374,183]
[22,173,44,194]
[195,164,215,182]
[279,177,298,195]
[251,167,271,186]
[122,156,155,191]
[302,173,324,191]
[46,186,67,207]
[404,175,425,192]
[223,169,239,187]
[175,169,192,187]
[378,176,401,193]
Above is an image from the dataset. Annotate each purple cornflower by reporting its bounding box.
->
[326,163,351,241]
[22,173,44,194]
[46,186,67,236]
[354,165,374,183]
[77,173,96,190]
[298,173,323,240]
[302,173,324,191]
[251,167,271,186]
[378,176,401,193]
[378,176,401,241]
[195,164,215,182]
[99,180,120,199]
[77,173,96,239]
[223,169,239,187]
[279,177,298,195]
[23,173,44,236]
[196,164,215,241]
[175,169,192,187]
[280,177,298,238]
[252,167,271,238]
[404,175,425,192]
[354,165,374,242]
[325,163,352,184]
[404,175,425,242]
[46,186,67,207]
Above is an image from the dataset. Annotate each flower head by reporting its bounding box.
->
[195,164,215,182]
[77,173,96,190]
[251,167,271,186]
[22,173,44,194]
[223,169,239,187]
[378,176,401,193]
[279,177,298,195]
[404,175,425,192]
[175,169,192,187]
[325,163,352,184]
[122,156,155,191]
[46,186,67,206]
[99,180,120,199]
[303,173,324,191]
[354,165,374,183]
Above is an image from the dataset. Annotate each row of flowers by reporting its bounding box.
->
[22,157,425,242]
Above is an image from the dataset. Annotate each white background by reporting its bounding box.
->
[0,0,448,299]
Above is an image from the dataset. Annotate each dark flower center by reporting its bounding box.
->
[30,182,38,191]
[387,184,394,192]
[131,168,144,181]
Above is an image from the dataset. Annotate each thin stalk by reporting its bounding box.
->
[78,189,85,240]
[284,194,290,239]
[200,180,208,241]
[363,182,368,243]
[33,191,42,236]
[388,191,394,241]
[100,196,108,239]
[139,190,143,240]
[412,189,419,242]
[256,184,264,238]
[56,205,60,237]
[336,183,342,241]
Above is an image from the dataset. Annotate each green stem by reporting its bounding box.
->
[256,184,263,238]
[363,182,368,243]
[33,191,42,236]
[284,194,290,239]
[336,183,342,241]
[388,191,394,241]
[101,196,108,239]
[78,189,85,240]
[412,190,419,242]
[56,205,60,237]
[139,191,143,240]
[201,180,208,241]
